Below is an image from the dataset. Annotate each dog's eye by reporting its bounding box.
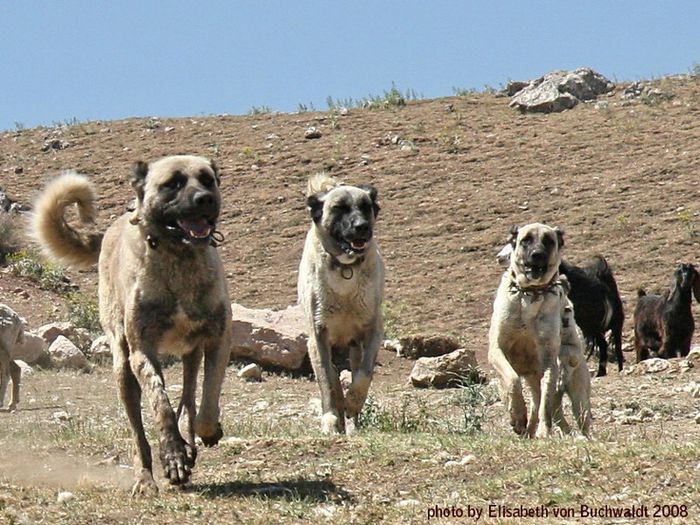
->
[542,236,554,248]
[164,175,187,191]
[521,234,532,245]
[198,171,216,189]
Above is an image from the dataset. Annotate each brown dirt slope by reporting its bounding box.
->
[2,76,699,362]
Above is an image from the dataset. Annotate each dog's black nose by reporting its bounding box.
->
[531,250,547,263]
[193,191,215,208]
[353,220,370,237]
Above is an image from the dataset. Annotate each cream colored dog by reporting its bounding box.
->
[298,174,384,434]
[488,223,591,438]
[0,304,24,412]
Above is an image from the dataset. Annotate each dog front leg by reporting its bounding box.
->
[113,341,157,496]
[8,360,20,411]
[488,341,527,436]
[346,318,382,419]
[129,349,192,486]
[524,375,541,438]
[195,328,230,447]
[0,343,10,408]
[308,327,345,434]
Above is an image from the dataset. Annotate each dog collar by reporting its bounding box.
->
[144,229,224,251]
[328,255,364,280]
[508,271,565,299]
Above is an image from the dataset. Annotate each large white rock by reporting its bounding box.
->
[230,304,308,370]
[36,322,92,350]
[48,335,90,371]
[509,68,614,113]
[410,348,481,388]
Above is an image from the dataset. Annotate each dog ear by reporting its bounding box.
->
[358,184,380,217]
[131,161,148,201]
[129,161,148,224]
[306,193,326,223]
[210,160,221,186]
[554,227,565,248]
[508,225,519,247]
[692,267,700,303]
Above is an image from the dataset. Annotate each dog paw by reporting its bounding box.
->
[321,412,343,435]
[197,422,223,447]
[535,423,551,439]
[510,414,528,436]
[130,469,159,497]
[159,436,192,485]
[345,374,371,418]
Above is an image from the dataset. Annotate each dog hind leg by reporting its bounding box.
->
[567,362,592,438]
[177,347,202,468]
[195,335,229,447]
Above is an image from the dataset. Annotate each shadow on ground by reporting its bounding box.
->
[192,478,355,504]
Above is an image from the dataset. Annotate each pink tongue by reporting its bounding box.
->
[351,240,367,250]
[177,219,212,238]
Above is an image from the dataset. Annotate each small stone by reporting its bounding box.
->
[237,363,263,382]
[57,491,75,504]
[397,499,421,507]
[304,126,322,139]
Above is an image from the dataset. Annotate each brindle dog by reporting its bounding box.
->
[33,155,232,495]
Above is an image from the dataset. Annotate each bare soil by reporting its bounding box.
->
[1,75,700,524]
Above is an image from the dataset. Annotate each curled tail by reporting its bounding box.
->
[32,172,102,268]
[307,172,339,197]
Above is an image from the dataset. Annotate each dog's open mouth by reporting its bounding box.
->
[524,264,548,280]
[167,218,215,242]
[340,238,369,255]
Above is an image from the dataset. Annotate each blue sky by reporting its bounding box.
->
[1,1,698,131]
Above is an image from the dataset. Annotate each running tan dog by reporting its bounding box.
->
[298,174,384,434]
[0,304,24,412]
[33,155,232,495]
[488,223,591,438]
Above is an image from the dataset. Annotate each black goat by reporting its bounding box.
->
[558,256,625,377]
[634,263,700,361]
[497,232,625,376]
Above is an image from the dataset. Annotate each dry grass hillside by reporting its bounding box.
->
[0,75,699,524]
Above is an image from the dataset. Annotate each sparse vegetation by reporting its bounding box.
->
[0,212,23,264]
[327,83,421,111]
[67,292,101,334]
[248,105,272,115]
[8,250,72,293]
